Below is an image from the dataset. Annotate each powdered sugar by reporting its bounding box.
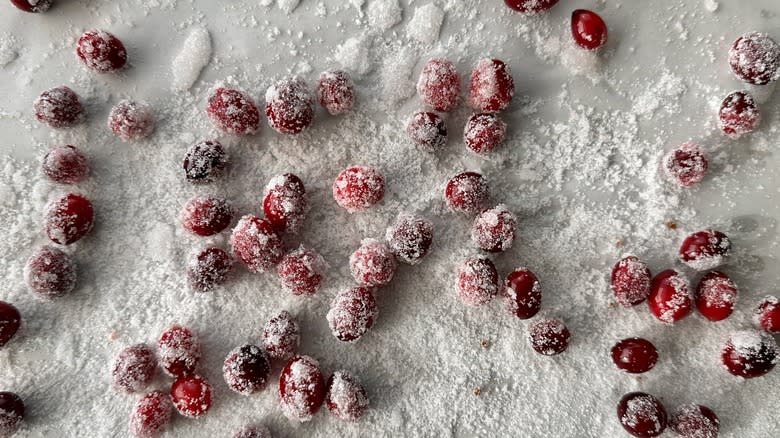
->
[171,26,212,92]
[407,4,445,45]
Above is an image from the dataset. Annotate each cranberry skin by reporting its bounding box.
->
[467,59,514,113]
[232,425,272,438]
[349,239,397,287]
[416,59,461,112]
[183,140,229,184]
[223,344,271,395]
[670,404,720,438]
[679,229,731,271]
[406,111,448,152]
[171,374,213,418]
[187,247,233,292]
[464,113,507,156]
[33,86,84,129]
[755,296,780,333]
[386,213,433,265]
[157,325,201,378]
[528,318,570,355]
[0,301,20,348]
[471,204,517,253]
[180,195,233,237]
[76,30,128,73]
[278,355,326,422]
[695,271,737,322]
[721,330,778,378]
[617,392,668,438]
[0,392,25,438]
[265,76,314,135]
[326,286,379,342]
[207,87,261,135]
[318,70,355,115]
[648,270,692,324]
[662,143,708,187]
[230,215,285,273]
[108,100,155,141]
[24,245,76,299]
[326,370,369,422]
[719,91,760,138]
[263,173,307,234]
[571,9,608,50]
[129,390,172,438]
[611,338,658,374]
[457,256,499,306]
[504,0,559,13]
[445,172,489,214]
[333,166,385,212]
[262,310,300,361]
[611,256,652,307]
[278,246,325,296]
[728,32,780,85]
[504,268,541,319]
[44,193,94,245]
[10,0,52,13]
[112,344,157,393]
[42,145,89,185]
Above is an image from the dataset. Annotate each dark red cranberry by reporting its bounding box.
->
[406,111,448,152]
[129,390,172,438]
[230,215,285,273]
[232,424,272,438]
[728,32,780,85]
[662,143,708,187]
[111,344,156,393]
[332,166,385,212]
[719,91,760,138]
[24,245,76,299]
[76,30,127,73]
[33,86,84,129]
[571,9,608,50]
[278,355,326,422]
[611,256,652,307]
[611,338,658,374]
[467,59,514,113]
[528,318,570,355]
[157,325,201,377]
[416,58,461,112]
[326,370,369,422]
[0,392,25,438]
[648,270,693,324]
[679,229,731,271]
[278,246,325,296]
[0,301,20,348]
[262,310,300,361]
[326,286,379,342]
[183,140,228,184]
[187,247,233,291]
[504,0,559,13]
[207,87,261,135]
[349,239,397,287]
[721,330,778,378]
[10,0,52,13]
[471,204,516,253]
[223,344,271,395]
[44,192,94,245]
[445,172,489,214]
[755,296,780,333]
[457,256,499,306]
[386,213,433,265]
[265,76,314,135]
[108,100,155,141]
[171,374,213,418]
[670,404,720,438]
[504,268,541,319]
[464,113,507,156]
[180,195,233,237]
[318,70,355,115]
[42,145,89,184]
[695,271,737,322]
[263,173,307,234]
[617,392,668,437]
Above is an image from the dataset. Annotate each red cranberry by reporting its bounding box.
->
[265,76,314,135]
[262,310,300,361]
[0,301,20,348]
[157,325,201,377]
[571,9,608,50]
[728,32,780,85]
[223,344,271,395]
[318,70,355,115]
[10,0,52,12]
[611,256,652,307]
[504,268,541,319]
[41,145,89,184]
[230,215,285,273]
[611,338,658,374]
[263,173,307,234]
[76,30,127,73]
[332,166,385,213]
[471,204,517,253]
[180,195,233,237]
[670,404,720,438]
[528,318,570,355]
[678,229,731,271]
[33,86,84,129]
[467,59,514,113]
[721,330,778,378]
[445,172,489,214]
[278,355,326,422]
[326,286,379,342]
[406,111,448,152]
[504,0,559,13]
[719,91,760,138]
[24,245,76,299]
[183,140,229,184]
[171,374,213,418]
[662,143,708,187]
[648,270,693,324]
[112,344,156,393]
[129,390,172,438]
[755,296,780,333]
[278,246,326,296]
[206,87,261,135]
[416,58,461,112]
[233,425,272,438]
[0,392,25,438]
[695,271,737,322]
[108,100,155,141]
[457,256,499,306]
[326,370,369,422]
[464,113,507,156]
[386,213,433,265]
[617,392,668,437]
[349,239,397,287]
[187,247,233,292]
[44,192,94,245]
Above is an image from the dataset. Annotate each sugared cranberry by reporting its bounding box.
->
[232,424,272,438]
[129,390,172,438]
[695,271,737,322]
[349,239,397,287]
[611,338,658,374]
[332,166,385,213]
[187,247,233,292]
[326,370,369,422]
[278,355,326,422]
[416,58,461,112]
[611,256,652,307]
[170,374,213,418]
[262,310,300,361]
[265,76,314,135]
[180,195,233,237]
[719,91,760,138]
[0,301,20,348]
[386,213,433,265]
[318,70,355,115]
[76,30,127,73]
[464,113,507,156]
[721,330,778,378]
[183,140,229,184]
[528,318,570,356]
[617,392,668,438]
[457,256,498,306]
[504,0,559,13]
[445,172,489,214]
[728,32,780,85]
[10,0,52,13]
[467,59,514,113]
[108,100,155,141]
[571,9,608,50]
[44,192,94,245]
[0,392,25,438]
[24,245,76,299]
[406,111,448,152]
[230,215,285,273]
[112,344,157,393]
[263,173,307,234]
[326,286,379,342]
[662,143,708,187]
[278,246,326,296]
[223,344,271,395]
[648,270,693,324]
[41,145,89,184]
[754,296,780,333]
[157,325,201,377]
[471,204,517,253]
[504,268,541,319]
[207,87,261,135]
[679,229,731,271]
[670,404,720,438]
[33,86,84,129]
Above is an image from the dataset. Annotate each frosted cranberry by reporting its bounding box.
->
[386,213,433,265]
[504,0,559,13]
[10,0,52,13]
[43,192,94,245]
[129,390,172,438]
[611,256,652,307]
[263,173,307,234]
[187,247,233,292]
[278,246,325,296]
[670,404,720,438]
[223,344,271,395]
[617,392,668,437]
[611,338,658,374]
[108,100,155,141]
[464,113,507,156]
[265,76,314,135]
[0,301,20,348]
[262,310,300,361]
[171,374,213,418]
[471,204,516,253]
[332,166,385,212]
[648,270,692,324]
[445,172,489,214]
[326,370,369,422]
[318,70,355,115]
[183,140,228,184]
[232,424,272,438]
[33,86,84,129]
[528,318,570,355]
[230,215,285,273]
[679,229,731,271]
[728,32,780,85]
[504,268,541,319]
[112,344,156,393]
[721,330,778,378]
[180,195,233,237]
[719,91,760,138]
[207,87,261,135]
[157,325,201,377]
[457,256,498,306]
[406,111,447,152]
[326,286,379,342]
[41,145,89,184]
[755,296,780,333]
[571,9,608,50]
[662,143,708,187]
[24,245,76,299]
[416,59,461,112]
[695,271,737,322]
[76,30,127,73]
[278,355,326,422]
[349,239,397,287]
[0,392,25,438]
[467,59,514,113]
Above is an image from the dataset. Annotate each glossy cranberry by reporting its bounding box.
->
[721,330,778,378]
[171,374,213,418]
[504,0,559,13]
[230,215,285,273]
[467,59,514,113]
[670,404,720,438]
[318,70,355,115]
[108,100,155,141]
[333,166,385,212]
[611,338,658,374]
[617,392,667,437]
[111,344,156,393]
[678,229,731,271]
[278,355,326,422]
[571,9,608,50]
[0,301,21,348]
[262,310,300,361]
[406,111,448,152]
[504,268,541,319]
[648,270,693,324]
[41,145,89,184]
[662,143,708,187]
[232,425,272,438]
[327,286,379,342]
[695,271,737,322]
[719,91,760,138]
[157,325,201,377]
[180,195,233,237]
[265,76,314,135]
[207,87,261,135]
[416,58,461,112]
[187,247,233,291]
[754,296,780,333]
[457,256,499,306]
[445,172,489,214]
[0,392,25,438]
[183,140,229,184]
[10,0,52,12]
[728,32,780,85]
[33,86,84,129]
[223,344,271,395]
[386,213,433,265]
[528,318,570,355]
[263,173,307,234]
[129,390,172,438]
[610,256,652,307]
[277,246,326,296]
[349,239,397,287]
[471,204,517,253]
[464,113,507,156]
[24,245,76,299]
[326,370,369,422]
[44,192,94,245]
[76,30,127,73]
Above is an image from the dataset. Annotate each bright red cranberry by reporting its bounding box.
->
[24,245,76,299]
[571,9,608,50]
[187,247,233,291]
[33,86,84,129]
[0,301,20,348]
[464,113,507,156]
[349,239,397,287]
[504,0,558,13]
[265,76,314,135]
[326,286,379,342]
[207,87,261,135]
[719,91,760,138]
[457,256,498,306]
[183,140,228,184]
[223,344,271,395]
[728,32,780,85]
[755,296,780,333]
[648,270,692,324]
[504,268,541,319]
[467,59,514,113]
[278,246,325,296]
[44,192,94,245]
[721,330,778,378]
[112,344,156,393]
[41,145,89,184]
[611,256,652,307]
[232,424,272,438]
[617,392,668,437]
[10,0,52,12]
[406,111,448,152]
[326,370,369,422]
[262,310,300,361]
[416,58,461,112]
[263,173,307,234]
[278,355,326,422]
[180,195,233,237]
[678,229,731,271]
[129,390,172,438]
[662,143,708,187]
[76,30,127,73]
[230,215,285,273]
[157,325,201,377]
[0,392,25,438]
[611,338,658,374]
[670,404,720,438]
[445,172,489,214]
[108,100,155,141]
[528,318,570,355]
[171,374,213,418]
[318,70,355,115]
[695,271,737,322]
[332,166,385,213]
[471,204,516,253]
[386,213,433,265]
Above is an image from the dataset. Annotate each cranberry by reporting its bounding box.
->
[721,330,778,378]
[180,195,233,237]
[230,215,285,273]
[0,301,20,348]
[171,374,213,418]
[0,392,25,438]
[326,286,379,342]
[662,143,708,187]
[262,310,300,361]
[571,9,608,51]
[182,140,229,184]
[406,111,448,152]
[10,0,52,13]
[75,30,127,73]
[112,344,156,393]
[445,172,489,214]
[504,0,559,13]
[670,404,720,438]
[278,246,326,296]
[326,370,369,422]
[648,270,693,324]
[416,58,461,112]
[233,425,272,438]
[349,239,397,287]
[207,87,261,135]
[43,192,94,245]
[695,271,737,322]
[617,392,668,437]
[611,256,652,307]
[386,213,433,265]
[528,318,570,355]
[33,86,84,129]
[41,145,89,184]
[318,70,355,115]
[678,229,731,271]
[611,338,658,374]
[464,113,507,156]
[467,59,514,113]
[187,247,233,292]
[754,296,780,333]
[471,204,517,253]
[728,32,780,85]
[157,325,201,377]
[265,76,314,135]
[129,390,172,438]
[719,91,760,138]
[263,173,307,234]
[504,268,541,319]
[223,344,271,395]
[332,166,385,212]
[457,256,499,306]
[108,100,155,141]
[24,245,76,299]
[278,355,326,422]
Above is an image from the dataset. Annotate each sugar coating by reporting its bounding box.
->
[171,27,212,92]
